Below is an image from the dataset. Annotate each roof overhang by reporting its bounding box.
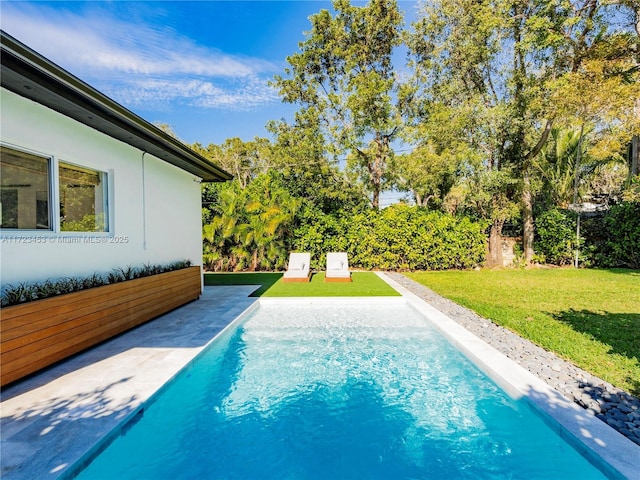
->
[0,30,232,182]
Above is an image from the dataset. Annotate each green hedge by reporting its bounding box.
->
[294,204,487,270]
[535,208,577,266]
[534,202,640,268]
[599,202,640,269]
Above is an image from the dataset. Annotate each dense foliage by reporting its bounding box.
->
[534,202,640,268]
[294,204,487,270]
[198,0,638,272]
[203,174,299,272]
[599,202,640,269]
[534,208,578,266]
[203,184,488,272]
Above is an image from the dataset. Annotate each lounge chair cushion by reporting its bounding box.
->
[325,252,351,282]
[283,253,312,282]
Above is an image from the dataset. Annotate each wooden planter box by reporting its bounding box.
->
[0,266,202,387]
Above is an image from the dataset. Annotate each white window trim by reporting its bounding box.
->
[57,159,110,236]
[0,142,112,237]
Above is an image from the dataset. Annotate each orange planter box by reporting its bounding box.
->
[0,266,202,387]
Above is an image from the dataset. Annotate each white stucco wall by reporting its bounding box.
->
[1,89,204,285]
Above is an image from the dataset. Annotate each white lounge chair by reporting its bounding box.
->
[282,252,312,283]
[325,252,351,282]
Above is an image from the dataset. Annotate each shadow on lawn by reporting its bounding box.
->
[552,309,640,360]
[597,268,640,276]
[203,272,283,297]
[552,309,640,395]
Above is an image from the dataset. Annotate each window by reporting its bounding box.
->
[0,146,51,229]
[59,162,108,232]
[0,145,109,232]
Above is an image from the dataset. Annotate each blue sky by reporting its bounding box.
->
[1,1,419,147]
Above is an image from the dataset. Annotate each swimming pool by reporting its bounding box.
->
[71,297,621,479]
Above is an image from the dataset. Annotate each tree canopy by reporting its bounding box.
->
[272,0,404,208]
[195,0,639,271]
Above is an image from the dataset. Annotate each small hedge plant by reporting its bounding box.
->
[1,259,192,307]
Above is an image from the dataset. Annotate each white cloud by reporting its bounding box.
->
[108,77,280,111]
[0,3,279,111]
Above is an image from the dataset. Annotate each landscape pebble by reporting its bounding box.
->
[388,272,640,447]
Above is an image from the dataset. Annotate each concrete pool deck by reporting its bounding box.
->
[1,276,639,479]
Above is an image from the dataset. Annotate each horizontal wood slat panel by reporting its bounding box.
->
[1,294,194,385]
[1,267,199,328]
[1,266,201,387]
[2,273,199,343]
[1,278,199,354]
[1,292,195,382]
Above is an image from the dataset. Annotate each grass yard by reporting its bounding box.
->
[204,271,400,297]
[405,268,640,396]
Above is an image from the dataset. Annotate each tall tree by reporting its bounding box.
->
[505,0,640,262]
[194,137,273,189]
[406,0,516,264]
[393,92,481,209]
[267,110,365,213]
[615,1,640,181]
[408,0,638,264]
[272,0,404,208]
[391,143,460,208]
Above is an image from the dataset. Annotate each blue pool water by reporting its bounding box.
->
[74,301,608,479]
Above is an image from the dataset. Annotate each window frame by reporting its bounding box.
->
[0,143,112,236]
[58,159,110,234]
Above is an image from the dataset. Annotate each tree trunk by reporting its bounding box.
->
[522,167,534,265]
[251,249,258,271]
[364,148,382,209]
[413,192,433,207]
[372,186,380,209]
[486,219,505,268]
[370,132,393,210]
[630,10,640,181]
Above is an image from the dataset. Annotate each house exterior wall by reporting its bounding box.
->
[1,89,203,285]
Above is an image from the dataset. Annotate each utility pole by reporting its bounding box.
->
[632,7,640,180]
[573,125,584,269]
[631,130,639,179]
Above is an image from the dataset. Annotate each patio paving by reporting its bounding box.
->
[1,285,259,480]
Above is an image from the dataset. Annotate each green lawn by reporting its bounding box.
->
[203,271,400,297]
[405,268,640,396]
